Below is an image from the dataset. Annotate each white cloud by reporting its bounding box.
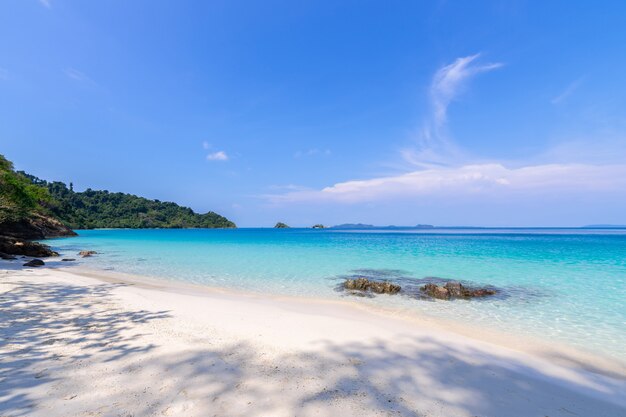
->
[431,54,502,128]
[266,163,626,204]
[407,54,503,167]
[202,141,210,150]
[207,151,228,161]
[63,68,96,86]
[551,77,583,104]
[39,0,51,8]
[294,148,331,158]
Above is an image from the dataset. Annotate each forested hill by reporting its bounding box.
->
[0,154,75,239]
[19,172,236,230]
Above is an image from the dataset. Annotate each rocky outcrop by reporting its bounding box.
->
[421,282,496,300]
[344,277,401,294]
[0,213,76,240]
[0,235,58,257]
[274,222,290,228]
[78,250,97,257]
[23,259,45,267]
[62,258,76,262]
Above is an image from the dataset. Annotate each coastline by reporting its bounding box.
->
[2,262,625,416]
[72,265,626,378]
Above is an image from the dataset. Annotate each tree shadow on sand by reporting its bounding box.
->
[0,276,169,415]
[1,274,624,417]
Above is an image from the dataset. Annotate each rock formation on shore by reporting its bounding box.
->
[343,277,401,294]
[0,235,59,257]
[421,282,497,300]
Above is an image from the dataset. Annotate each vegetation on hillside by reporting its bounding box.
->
[0,155,53,224]
[274,222,290,228]
[20,172,236,230]
[1,153,235,231]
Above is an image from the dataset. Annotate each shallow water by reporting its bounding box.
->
[45,228,626,361]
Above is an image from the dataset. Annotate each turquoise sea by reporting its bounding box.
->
[46,228,626,362]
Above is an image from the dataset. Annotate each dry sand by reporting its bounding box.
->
[1,263,625,417]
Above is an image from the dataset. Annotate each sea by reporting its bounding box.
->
[45,227,626,362]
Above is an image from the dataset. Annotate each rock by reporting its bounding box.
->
[78,250,97,257]
[421,282,497,300]
[23,259,45,267]
[0,213,76,240]
[444,281,463,297]
[344,277,401,295]
[62,258,76,262]
[0,252,17,260]
[422,283,450,300]
[274,222,290,228]
[0,235,58,257]
[468,288,497,297]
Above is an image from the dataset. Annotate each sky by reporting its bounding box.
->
[1,1,626,227]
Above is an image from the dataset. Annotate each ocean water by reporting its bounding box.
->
[45,228,626,361]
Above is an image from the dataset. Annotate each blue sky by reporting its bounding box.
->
[2,1,626,227]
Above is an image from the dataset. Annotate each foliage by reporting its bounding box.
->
[17,171,236,229]
[0,153,235,230]
[0,154,53,223]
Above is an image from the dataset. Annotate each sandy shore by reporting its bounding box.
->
[1,263,625,417]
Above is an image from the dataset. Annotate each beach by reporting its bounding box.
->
[1,263,624,417]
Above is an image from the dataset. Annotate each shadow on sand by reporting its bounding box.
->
[1,271,624,417]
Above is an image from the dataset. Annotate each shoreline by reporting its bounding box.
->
[2,263,625,416]
[70,265,626,378]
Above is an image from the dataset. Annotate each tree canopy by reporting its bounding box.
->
[1,154,235,230]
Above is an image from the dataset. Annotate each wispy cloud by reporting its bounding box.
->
[207,151,229,161]
[406,54,503,167]
[39,0,51,8]
[202,142,229,161]
[294,148,331,158]
[431,54,502,128]
[63,68,97,86]
[264,55,626,214]
[266,163,626,204]
[551,77,583,104]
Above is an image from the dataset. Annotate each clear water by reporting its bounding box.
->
[45,228,626,361]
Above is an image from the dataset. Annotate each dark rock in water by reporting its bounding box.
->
[422,283,450,300]
[78,250,97,257]
[0,252,17,260]
[421,281,496,300]
[344,277,401,294]
[62,258,76,262]
[0,235,58,257]
[444,282,463,297]
[23,259,45,267]
[470,288,497,297]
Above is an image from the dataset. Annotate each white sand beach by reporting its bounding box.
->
[1,263,625,417]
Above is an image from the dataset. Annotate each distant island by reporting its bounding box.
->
[331,223,435,229]
[0,154,235,256]
[582,224,626,228]
[274,222,290,228]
